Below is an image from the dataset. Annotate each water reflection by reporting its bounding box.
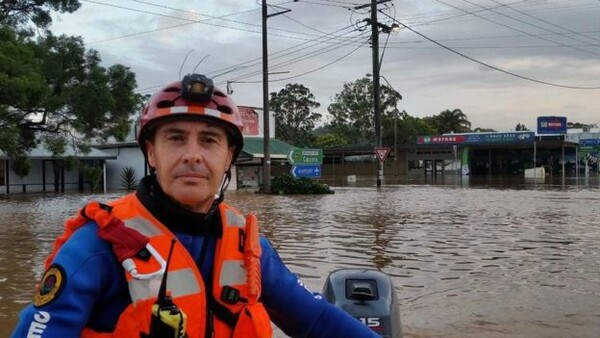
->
[1,178,600,337]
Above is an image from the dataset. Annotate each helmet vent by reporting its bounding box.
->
[213,90,226,97]
[157,100,175,108]
[164,86,179,92]
[217,104,232,115]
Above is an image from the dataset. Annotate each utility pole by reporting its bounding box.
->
[261,0,271,194]
[261,1,291,194]
[371,0,383,187]
[356,0,391,187]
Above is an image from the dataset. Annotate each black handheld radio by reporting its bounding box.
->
[148,239,187,338]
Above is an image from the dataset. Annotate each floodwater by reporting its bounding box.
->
[1,176,600,337]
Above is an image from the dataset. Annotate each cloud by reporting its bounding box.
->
[49,0,600,131]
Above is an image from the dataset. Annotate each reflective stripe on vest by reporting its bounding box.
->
[127,268,200,303]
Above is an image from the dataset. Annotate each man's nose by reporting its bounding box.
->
[182,142,203,164]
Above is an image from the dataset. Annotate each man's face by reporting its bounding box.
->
[146,119,234,213]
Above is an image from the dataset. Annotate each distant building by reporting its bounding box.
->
[0,145,116,195]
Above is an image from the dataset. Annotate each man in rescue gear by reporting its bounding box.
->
[11,74,380,338]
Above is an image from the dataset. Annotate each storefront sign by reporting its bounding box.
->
[537,116,567,134]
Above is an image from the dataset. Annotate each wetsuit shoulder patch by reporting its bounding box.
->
[34,264,66,308]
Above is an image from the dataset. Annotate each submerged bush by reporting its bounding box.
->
[271,175,334,195]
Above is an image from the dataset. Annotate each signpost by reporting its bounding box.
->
[287,148,323,165]
[374,147,391,163]
[290,165,321,178]
[287,148,323,179]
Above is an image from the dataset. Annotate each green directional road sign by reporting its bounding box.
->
[287,148,323,165]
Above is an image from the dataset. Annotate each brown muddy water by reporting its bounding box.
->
[1,176,600,337]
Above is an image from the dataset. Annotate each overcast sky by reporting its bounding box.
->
[49,0,600,132]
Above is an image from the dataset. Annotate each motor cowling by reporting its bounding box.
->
[322,269,402,338]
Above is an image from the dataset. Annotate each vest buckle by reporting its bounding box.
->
[221,285,240,304]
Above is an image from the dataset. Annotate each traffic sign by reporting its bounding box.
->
[291,165,321,178]
[374,147,391,163]
[287,148,323,165]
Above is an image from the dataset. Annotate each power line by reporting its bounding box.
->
[139,24,361,93]
[455,0,600,49]
[378,11,600,90]
[225,31,370,83]
[386,28,600,46]
[299,0,353,9]
[82,0,353,44]
[223,37,369,84]
[209,24,359,78]
[488,0,600,44]
[432,0,600,56]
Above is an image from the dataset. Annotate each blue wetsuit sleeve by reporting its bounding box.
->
[11,223,125,337]
[259,237,379,338]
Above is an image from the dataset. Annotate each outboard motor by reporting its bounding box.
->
[322,269,401,338]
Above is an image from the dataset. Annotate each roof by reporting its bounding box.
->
[95,141,140,149]
[0,144,117,160]
[241,137,295,159]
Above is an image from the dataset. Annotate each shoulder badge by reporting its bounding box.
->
[34,264,66,308]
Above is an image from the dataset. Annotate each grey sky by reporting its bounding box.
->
[50,0,600,132]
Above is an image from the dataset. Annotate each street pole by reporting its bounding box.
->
[371,0,383,187]
[261,1,292,194]
[394,109,398,161]
[261,0,271,194]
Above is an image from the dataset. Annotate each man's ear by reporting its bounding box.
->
[146,140,156,168]
[225,146,235,170]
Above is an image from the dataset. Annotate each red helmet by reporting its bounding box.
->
[138,74,244,162]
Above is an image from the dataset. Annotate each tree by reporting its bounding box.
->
[313,132,348,148]
[0,27,140,176]
[427,109,471,134]
[327,77,401,145]
[382,110,436,145]
[515,123,529,131]
[472,127,497,132]
[1,0,81,30]
[269,83,321,147]
[567,121,597,129]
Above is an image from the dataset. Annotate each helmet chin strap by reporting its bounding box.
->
[203,167,232,221]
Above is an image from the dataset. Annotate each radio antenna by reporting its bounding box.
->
[178,49,195,78]
[157,239,176,302]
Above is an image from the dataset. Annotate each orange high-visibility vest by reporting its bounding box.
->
[46,194,272,338]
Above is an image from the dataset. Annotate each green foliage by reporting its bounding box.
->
[120,166,138,191]
[473,127,497,132]
[0,25,138,177]
[313,132,348,148]
[0,125,20,154]
[83,164,103,192]
[0,0,82,29]
[270,83,321,147]
[567,122,597,129]
[382,110,436,145]
[271,175,334,195]
[44,135,67,155]
[327,77,401,145]
[514,123,529,131]
[425,109,471,134]
[61,156,78,171]
[10,153,31,178]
